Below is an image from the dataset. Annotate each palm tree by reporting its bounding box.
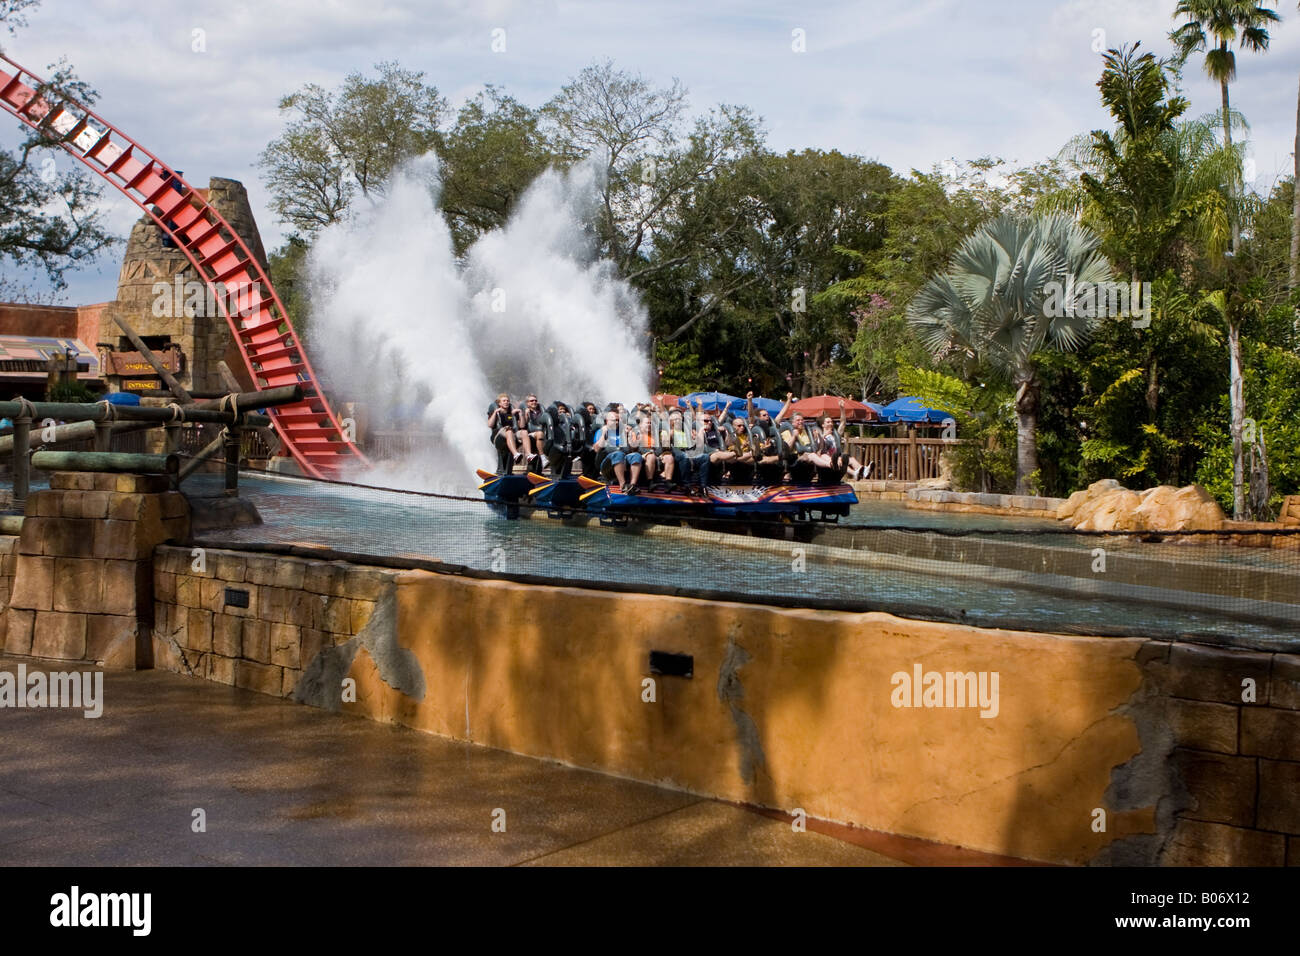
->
[908,214,1113,494]
[1046,45,1235,425]
[1292,2,1299,289]
[1170,0,1280,252]
[1051,45,1234,281]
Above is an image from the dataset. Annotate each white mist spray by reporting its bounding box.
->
[305,154,651,491]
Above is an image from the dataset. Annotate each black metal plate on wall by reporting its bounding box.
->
[224,588,250,608]
[649,651,693,678]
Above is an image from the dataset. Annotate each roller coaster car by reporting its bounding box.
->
[476,469,857,523]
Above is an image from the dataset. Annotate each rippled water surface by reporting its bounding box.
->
[188,474,1299,651]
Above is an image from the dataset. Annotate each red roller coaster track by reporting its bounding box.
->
[0,53,368,479]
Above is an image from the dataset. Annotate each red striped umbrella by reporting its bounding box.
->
[783,395,877,422]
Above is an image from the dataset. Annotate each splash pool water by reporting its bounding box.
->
[190,474,1300,653]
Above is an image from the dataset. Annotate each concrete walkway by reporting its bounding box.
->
[0,658,907,866]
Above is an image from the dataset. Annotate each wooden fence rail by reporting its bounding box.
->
[845,434,964,482]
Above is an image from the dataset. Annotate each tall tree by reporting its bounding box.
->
[0,0,116,294]
[642,149,895,395]
[1170,0,1280,251]
[437,87,554,256]
[543,60,760,282]
[1047,44,1236,442]
[1051,45,1234,281]
[1292,2,1299,289]
[908,214,1113,493]
[259,62,448,234]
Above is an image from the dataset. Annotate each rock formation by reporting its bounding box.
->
[1057,479,1225,532]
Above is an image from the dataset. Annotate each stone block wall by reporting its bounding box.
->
[107,176,268,395]
[1141,642,1300,866]
[152,546,390,698]
[0,535,16,612]
[2,473,188,668]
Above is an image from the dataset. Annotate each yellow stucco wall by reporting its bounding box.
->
[339,571,1152,864]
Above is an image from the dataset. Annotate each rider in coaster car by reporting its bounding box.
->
[577,401,601,477]
[688,399,735,491]
[660,407,692,488]
[593,408,642,493]
[813,400,863,485]
[517,393,546,473]
[626,410,660,488]
[726,416,756,485]
[745,391,785,486]
[778,397,820,485]
[487,393,524,472]
[542,400,582,478]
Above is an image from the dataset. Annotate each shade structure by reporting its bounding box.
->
[879,396,951,424]
[678,391,745,413]
[748,395,785,418]
[726,395,785,419]
[782,394,876,422]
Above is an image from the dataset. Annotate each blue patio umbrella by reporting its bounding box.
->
[678,391,745,414]
[879,396,951,424]
[718,395,784,419]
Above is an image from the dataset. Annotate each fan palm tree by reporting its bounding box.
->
[908,214,1113,494]
[1170,0,1280,251]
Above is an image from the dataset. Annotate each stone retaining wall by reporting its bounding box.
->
[1,473,187,667]
[151,546,390,697]
[1142,642,1300,865]
[147,545,1300,866]
[905,487,1067,518]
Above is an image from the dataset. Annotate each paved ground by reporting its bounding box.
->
[0,657,913,866]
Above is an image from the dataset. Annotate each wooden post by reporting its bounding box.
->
[31,451,177,474]
[223,424,241,495]
[216,361,244,394]
[908,428,919,481]
[178,432,225,481]
[112,314,192,403]
[164,422,181,454]
[94,420,113,452]
[12,416,30,508]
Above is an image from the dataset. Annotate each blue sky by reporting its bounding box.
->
[3,0,1298,305]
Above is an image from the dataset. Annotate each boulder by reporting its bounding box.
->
[1133,484,1224,531]
[1062,482,1225,532]
[916,477,952,490]
[1072,488,1144,531]
[1279,495,1300,527]
[1057,478,1123,521]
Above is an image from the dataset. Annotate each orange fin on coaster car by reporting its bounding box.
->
[576,474,607,490]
